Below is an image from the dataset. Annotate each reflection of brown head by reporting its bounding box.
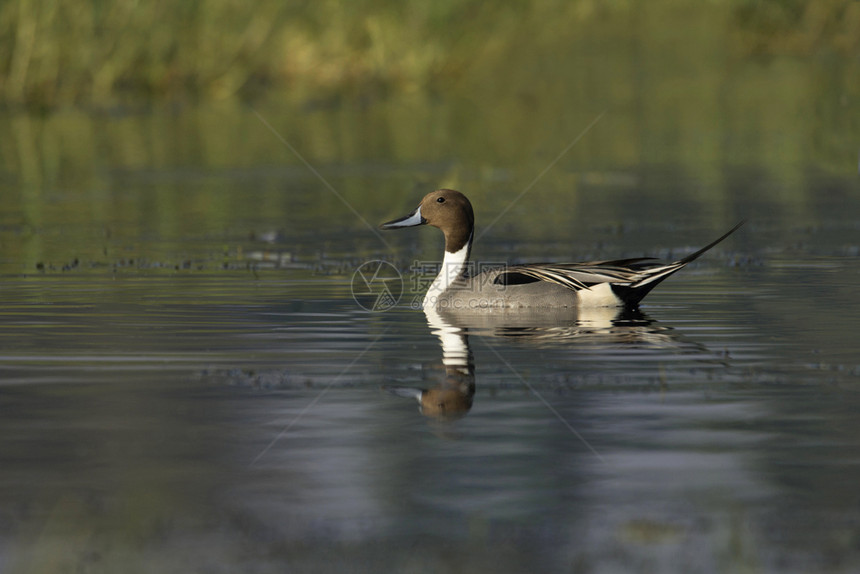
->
[419,381,474,421]
[384,362,475,422]
[383,296,476,421]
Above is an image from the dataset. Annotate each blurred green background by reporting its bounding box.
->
[2,0,858,108]
[1,0,858,271]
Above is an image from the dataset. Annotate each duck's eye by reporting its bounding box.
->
[436,197,445,203]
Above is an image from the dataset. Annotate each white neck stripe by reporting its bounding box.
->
[422,236,471,308]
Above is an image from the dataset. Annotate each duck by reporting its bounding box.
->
[379,189,743,310]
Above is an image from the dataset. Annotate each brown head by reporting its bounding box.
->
[379,189,475,254]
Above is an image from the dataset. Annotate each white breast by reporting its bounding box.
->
[422,241,471,309]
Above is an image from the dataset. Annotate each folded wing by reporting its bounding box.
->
[493,221,744,306]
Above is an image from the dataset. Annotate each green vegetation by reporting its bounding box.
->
[1,0,858,271]
[1,0,857,109]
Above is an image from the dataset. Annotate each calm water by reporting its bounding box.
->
[2,63,860,573]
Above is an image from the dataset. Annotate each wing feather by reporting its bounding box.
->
[490,221,744,303]
[495,262,648,292]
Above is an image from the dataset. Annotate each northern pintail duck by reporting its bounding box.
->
[380,189,743,310]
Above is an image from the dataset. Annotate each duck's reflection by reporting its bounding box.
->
[385,306,719,421]
[384,307,476,421]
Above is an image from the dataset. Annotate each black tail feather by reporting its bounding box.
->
[676,220,746,266]
[613,220,745,307]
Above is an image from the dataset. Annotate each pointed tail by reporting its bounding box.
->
[615,220,745,305]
